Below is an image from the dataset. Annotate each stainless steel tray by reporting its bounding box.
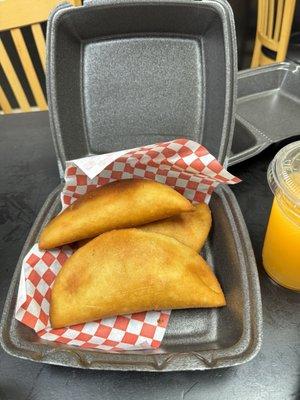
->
[230,62,300,165]
[0,184,262,371]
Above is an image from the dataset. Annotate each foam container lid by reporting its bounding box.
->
[46,0,237,176]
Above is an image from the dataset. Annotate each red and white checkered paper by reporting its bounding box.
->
[15,138,240,352]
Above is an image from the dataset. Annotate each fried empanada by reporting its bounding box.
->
[140,203,211,252]
[77,203,211,252]
[39,179,194,249]
[50,229,225,329]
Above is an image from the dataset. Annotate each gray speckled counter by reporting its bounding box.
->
[0,112,299,400]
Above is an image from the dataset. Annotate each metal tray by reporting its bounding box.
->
[0,0,262,371]
[46,0,237,176]
[230,62,300,165]
[0,184,262,371]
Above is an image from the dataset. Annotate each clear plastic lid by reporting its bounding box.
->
[268,141,300,219]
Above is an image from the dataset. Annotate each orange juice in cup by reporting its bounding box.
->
[262,141,300,291]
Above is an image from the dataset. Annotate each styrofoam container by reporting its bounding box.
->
[47,0,237,175]
[0,0,262,371]
[230,62,300,165]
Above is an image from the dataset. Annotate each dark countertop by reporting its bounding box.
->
[0,112,299,400]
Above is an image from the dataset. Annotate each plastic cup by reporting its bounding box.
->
[262,141,300,291]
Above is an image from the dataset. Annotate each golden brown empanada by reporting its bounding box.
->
[78,203,211,252]
[140,203,211,252]
[50,229,225,328]
[39,179,194,249]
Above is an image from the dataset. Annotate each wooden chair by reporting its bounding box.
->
[251,0,296,68]
[0,0,81,114]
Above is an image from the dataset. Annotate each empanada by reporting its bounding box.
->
[50,229,225,328]
[39,179,194,249]
[140,203,211,252]
[78,203,211,252]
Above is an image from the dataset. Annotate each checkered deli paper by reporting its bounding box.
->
[15,139,240,351]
